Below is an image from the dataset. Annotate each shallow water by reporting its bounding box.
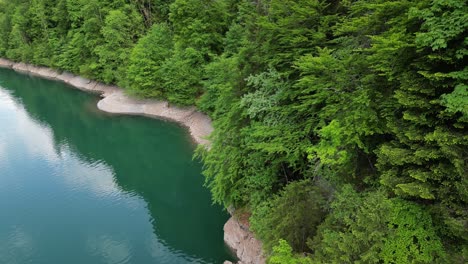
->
[0,68,232,264]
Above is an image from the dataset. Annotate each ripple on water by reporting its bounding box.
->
[86,235,134,264]
[146,235,207,264]
[0,226,35,264]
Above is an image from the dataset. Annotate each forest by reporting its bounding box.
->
[0,0,466,263]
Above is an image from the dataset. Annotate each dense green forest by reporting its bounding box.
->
[0,0,466,262]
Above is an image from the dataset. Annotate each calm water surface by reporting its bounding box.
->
[0,68,233,264]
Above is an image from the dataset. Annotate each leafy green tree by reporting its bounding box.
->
[1,0,466,262]
[159,47,203,105]
[95,6,144,84]
[131,0,174,27]
[269,240,312,264]
[251,179,328,252]
[198,69,311,208]
[294,47,384,186]
[311,186,446,264]
[381,200,446,263]
[256,0,329,71]
[56,30,88,73]
[56,0,106,76]
[126,23,173,98]
[6,3,32,61]
[374,0,468,247]
[161,0,230,105]
[0,0,11,56]
[169,0,228,54]
[198,55,242,115]
[310,186,390,263]
[28,0,55,65]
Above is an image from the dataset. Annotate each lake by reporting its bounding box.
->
[0,68,233,264]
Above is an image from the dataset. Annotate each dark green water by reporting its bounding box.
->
[0,68,233,264]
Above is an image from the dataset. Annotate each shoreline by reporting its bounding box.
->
[0,58,213,146]
[0,58,265,264]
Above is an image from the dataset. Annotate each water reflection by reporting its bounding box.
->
[0,68,232,263]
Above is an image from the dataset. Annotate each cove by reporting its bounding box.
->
[0,67,233,264]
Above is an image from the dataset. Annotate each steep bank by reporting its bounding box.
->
[224,216,266,264]
[0,58,264,264]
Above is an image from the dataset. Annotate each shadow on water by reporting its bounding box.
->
[0,68,234,263]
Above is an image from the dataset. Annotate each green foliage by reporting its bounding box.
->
[269,240,312,264]
[381,200,446,263]
[251,179,327,252]
[1,0,466,262]
[94,6,144,84]
[256,0,329,70]
[126,23,173,98]
[411,0,468,51]
[310,186,391,263]
[311,186,446,264]
[160,47,203,105]
[198,55,242,115]
[441,84,468,117]
[374,0,468,245]
[169,0,228,54]
[5,3,33,61]
[294,45,382,185]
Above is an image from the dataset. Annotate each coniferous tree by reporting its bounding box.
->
[1,0,466,262]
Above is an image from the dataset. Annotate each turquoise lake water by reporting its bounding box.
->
[0,68,233,264]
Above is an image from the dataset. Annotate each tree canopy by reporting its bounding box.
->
[1,0,466,263]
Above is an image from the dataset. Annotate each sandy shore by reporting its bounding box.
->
[0,58,213,146]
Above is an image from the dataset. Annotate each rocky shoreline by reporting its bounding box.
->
[0,58,212,146]
[0,58,265,264]
[224,216,266,264]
